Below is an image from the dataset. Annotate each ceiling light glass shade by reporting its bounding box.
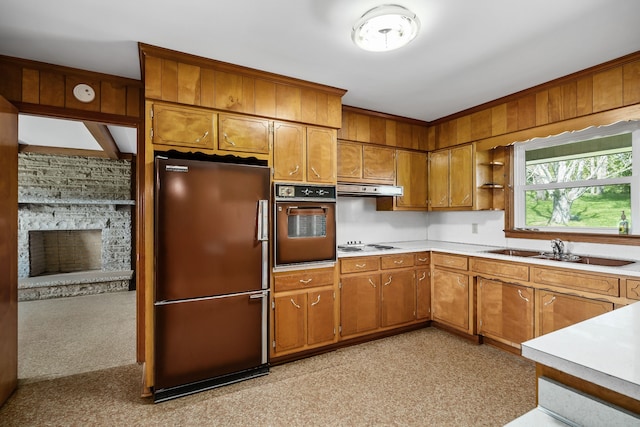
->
[352,4,420,52]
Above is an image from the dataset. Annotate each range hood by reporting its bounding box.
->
[337,183,404,197]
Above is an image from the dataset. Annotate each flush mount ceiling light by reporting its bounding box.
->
[352,4,420,52]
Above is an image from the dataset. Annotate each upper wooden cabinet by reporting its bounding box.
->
[395,150,428,209]
[337,141,395,184]
[273,121,305,181]
[306,126,337,184]
[273,122,336,184]
[428,144,474,210]
[218,113,270,154]
[149,102,216,150]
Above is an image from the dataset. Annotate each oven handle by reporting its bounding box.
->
[286,206,328,215]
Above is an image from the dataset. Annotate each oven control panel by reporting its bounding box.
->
[275,183,336,200]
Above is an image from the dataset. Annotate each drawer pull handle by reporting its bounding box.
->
[299,278,313,284]
[418,272,426,281]
[418,258,428,262]
[456,278,466,287]
[289,165,300,176]
[356,263,366,268]
[311,295,321,306]
[544,296,556,306]
[311,166,321,178]
[195,130,209,143]
[393,260,404,265]
[368,278,376,288]
[290,298,301,309]
[222,132,235,146]
[384,277,392,286]
[517,290,530,302]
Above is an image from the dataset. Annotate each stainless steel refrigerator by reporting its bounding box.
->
[154,156,270,402]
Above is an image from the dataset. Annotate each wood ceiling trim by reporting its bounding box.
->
[83,122,121,159]
[18,143,133,160]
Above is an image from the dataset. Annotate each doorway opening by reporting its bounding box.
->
[16,114,138,383]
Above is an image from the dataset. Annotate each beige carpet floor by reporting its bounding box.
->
[2,322,536,426]
[17,291,137,383]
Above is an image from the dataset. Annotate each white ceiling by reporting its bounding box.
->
[2,0,640,152]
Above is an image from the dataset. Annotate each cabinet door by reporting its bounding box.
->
[273,122,304,181]
[450,145,473,207]
[432,269,469,330]
[340,275,380,336]
[537,290,613,336]
[152,103,215,150]
[363,145,395,183]
[396,150,428,208]
[274,293,306,352]
[218,114,270,154]
[337,141,362,180]
[477,277,534,347]
[307,289,335,346]
[428,150,449,208]
[416,269,431,320]
[381,270,416,327]
[307,127,336,184]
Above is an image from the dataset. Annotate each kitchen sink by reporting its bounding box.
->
[485,248,635,266]
[485,249,541,257]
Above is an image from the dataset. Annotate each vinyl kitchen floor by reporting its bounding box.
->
[4,299,537,426]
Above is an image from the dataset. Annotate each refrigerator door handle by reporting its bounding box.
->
[249,290,268,299]
[257,200,269,242]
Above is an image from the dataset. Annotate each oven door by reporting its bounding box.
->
[275,201,336,266]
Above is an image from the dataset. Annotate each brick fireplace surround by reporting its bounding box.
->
[17,153,134,301]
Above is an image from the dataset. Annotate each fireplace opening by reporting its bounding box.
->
[29,230,102,277]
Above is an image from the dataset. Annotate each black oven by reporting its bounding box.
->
[274,183,336,267]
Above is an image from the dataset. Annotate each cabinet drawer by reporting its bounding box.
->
[274,267,334,292]
[471,258,529,282]
[432,253,468,271]
[531,267,619,297]
[381,253,415,270]
[627,279,640,300]
[414,252,430,266]
[340,257,380,274]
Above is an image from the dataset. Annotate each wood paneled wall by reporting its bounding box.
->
[140,44,345,129]
[337,106,430,151]
[431,52,640,149]
[0,55,141,123]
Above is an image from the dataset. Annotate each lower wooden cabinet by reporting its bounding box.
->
[477,277,534,348]
[340,274,380,337]
[272,267,337,356]
[432,268,470,332]
[536,290,613,336]
[416,268,431,320]
[381,270,416,327]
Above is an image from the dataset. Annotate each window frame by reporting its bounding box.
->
[505,121,640,245]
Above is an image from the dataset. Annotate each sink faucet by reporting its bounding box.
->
[551,239,564,258]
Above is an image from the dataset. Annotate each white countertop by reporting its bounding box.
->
[521,301,640,401]
[336,239,640,277]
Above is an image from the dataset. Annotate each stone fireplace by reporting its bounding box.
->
[18,153,134,301]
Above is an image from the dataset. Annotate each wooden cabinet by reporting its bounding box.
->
[627,279,640,300]
[536,290,613,336]
[428,145,473,209]
[531,267,619,297]
[395,150,428,209]
[306,126,336,184]
[337,141,395,184]
[475,146,507,210]
[273,122,336,184]
[339,252,425,339]
[340,274,380,337]
[477,277,534,348]
[273,121,305,181]
[218,113,270,154]
[432,268,470,332]
[416,268,431,320]
[150,102,216,150]
[272,267,336,356]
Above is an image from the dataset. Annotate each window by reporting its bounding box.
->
[513,121,640,235]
